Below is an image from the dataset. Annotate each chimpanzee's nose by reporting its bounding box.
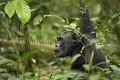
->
[54,48,59,52]
[55,44,57,47]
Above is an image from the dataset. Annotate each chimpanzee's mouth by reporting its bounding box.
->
[54,52,65,58]
[54,49,62,57]
[54,52,61,57]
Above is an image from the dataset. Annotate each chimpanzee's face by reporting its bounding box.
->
[54,31,80,58]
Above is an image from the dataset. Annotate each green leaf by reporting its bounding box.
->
[0,68,7,73]
[52,74,67,80]
[16,0,31,24]
[4,0,17,18]
[83,64,90,71]
[23,72,33,78]
[44,15,66,23]
[110,65,120,76]
[89,74,100,80]
[0,73,12,78]
[8,76,16,80]
[89,51,94,66]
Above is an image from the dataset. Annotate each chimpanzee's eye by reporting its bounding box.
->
[57,36,63,41]
[72,40,77,44]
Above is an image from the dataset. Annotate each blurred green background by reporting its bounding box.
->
[0,0,120,80]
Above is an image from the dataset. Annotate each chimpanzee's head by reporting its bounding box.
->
[54,31,83,58]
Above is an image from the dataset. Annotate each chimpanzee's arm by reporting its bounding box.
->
[71,55,85,72]
[80,4,96,38]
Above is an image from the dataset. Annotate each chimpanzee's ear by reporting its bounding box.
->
[72,32,78,40]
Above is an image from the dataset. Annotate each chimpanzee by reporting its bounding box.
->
[54,4,108,72]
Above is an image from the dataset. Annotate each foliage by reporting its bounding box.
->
[51,54,120,80]
[5,0,31,24]
[0,0,120,80]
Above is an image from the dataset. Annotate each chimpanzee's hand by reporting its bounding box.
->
[79,3,90,19]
